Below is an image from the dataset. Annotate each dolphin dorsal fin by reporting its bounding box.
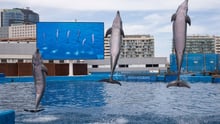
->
[105,28,112,37]
[171,14,176,22]
[186,15,191,26]
[121,29,125,37]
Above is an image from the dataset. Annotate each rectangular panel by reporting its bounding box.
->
[187,53,204,72]
[55,64,69,76]
[37,22,104,60]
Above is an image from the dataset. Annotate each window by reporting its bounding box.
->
[92,65,98,68]
[119,64,128,68]
[1,59,7,63]
[18,59,23,63]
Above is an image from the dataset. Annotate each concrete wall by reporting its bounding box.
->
[85,58,167,72]
[0,57,168,76]
[0,42,36,56]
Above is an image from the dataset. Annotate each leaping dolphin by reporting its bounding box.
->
[167,0,191,88]
[24,49,48,112]
[100,11,125,86]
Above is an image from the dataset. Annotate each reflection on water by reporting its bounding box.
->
[0,81,220,124]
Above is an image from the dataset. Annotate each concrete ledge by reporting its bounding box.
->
[0,110,15,124]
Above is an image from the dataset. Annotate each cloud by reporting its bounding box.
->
[3,0,220,58]
[6,0,220,11]
[124,24,147,35]
[189,0,220,10]
[188,25,207,35]
[157,25,172,33]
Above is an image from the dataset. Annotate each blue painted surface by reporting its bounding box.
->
[37,22,104,60]
[157,75,165,81]
[0,73,5,77]
[0,73,219,83]
[0,110,15,124]
[181,75,213,83]
[165,75,178,82]
[170,53,219,73]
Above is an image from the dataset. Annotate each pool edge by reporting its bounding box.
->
[0,110,15,124]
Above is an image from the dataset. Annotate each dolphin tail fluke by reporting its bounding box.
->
[167,80,190,88]
[99,78,121,86]
[24,108,44,113]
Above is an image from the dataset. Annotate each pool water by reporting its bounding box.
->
[0,81,220,124]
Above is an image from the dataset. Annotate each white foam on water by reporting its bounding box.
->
[115,117,129,124]
[92,117,129,124]
[22,115,59,123]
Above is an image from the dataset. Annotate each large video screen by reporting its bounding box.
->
[37,22,104,60]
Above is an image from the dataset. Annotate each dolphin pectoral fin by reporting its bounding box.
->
[105,28,112,37]
[99,79,121,86]
[41,64,48,74]
[24,108,44,113]
[171,14,176,22]
[186,15,191,26]
[167,80,190,88]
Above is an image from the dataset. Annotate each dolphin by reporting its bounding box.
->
[100,11,125,86]
[25,49,48,112]
[167,0,191,88]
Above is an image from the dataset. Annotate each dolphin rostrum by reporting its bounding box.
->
[25,49,48,112]
[100,11,125,86]
[167,0,191,88]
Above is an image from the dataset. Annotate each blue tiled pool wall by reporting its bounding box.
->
[0,110,15,124]
[0,73,5,77]
[0,72,220,83]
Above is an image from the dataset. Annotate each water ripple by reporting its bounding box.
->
[0,81,220,123]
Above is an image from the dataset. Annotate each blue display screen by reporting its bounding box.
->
[37,22,104,60]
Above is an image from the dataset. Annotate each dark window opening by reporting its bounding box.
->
[92,65,98,68]
[119,64,128,68]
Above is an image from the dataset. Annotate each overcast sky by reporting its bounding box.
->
[2,0,220,58]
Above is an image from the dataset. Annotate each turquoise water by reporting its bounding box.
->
[0,81,220,124]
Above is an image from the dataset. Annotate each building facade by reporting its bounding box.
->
[215,36,220,54]
[0,8,39,27]
[9,24,36,39]
[170,35,220,73]
[0,24,36,41]
[172,35,216,54]
[105,35,154,59]
[0,26,8,38]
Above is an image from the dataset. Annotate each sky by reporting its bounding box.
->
[1,0,220,59]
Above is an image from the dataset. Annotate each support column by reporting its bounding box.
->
[69,60,73,76]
